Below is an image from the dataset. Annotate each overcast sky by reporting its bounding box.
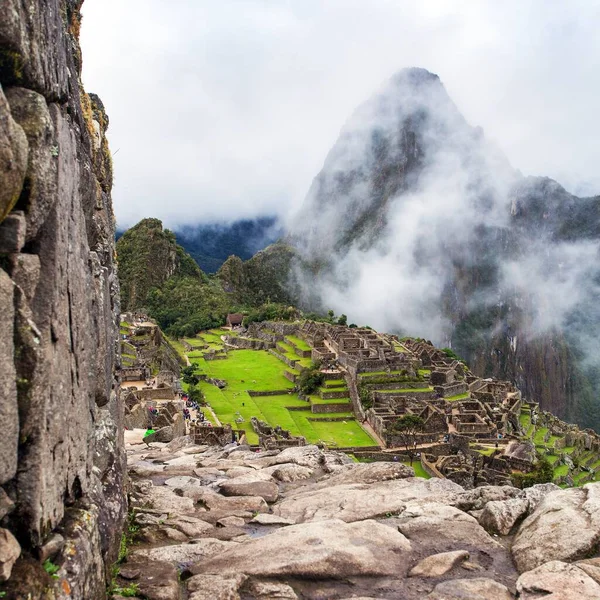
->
[80,0,600,229]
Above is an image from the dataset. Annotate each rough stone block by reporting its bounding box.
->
[0,528,20,581]
[5,88,58,240]
[0,269,18,485]
[9,253,40,301]
[0,210,25,253]
[0,0,71,100]
[0,87,28,222]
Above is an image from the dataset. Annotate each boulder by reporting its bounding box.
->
[131,538,233,564]
[452,485,521,512]
[313,461,414,487]
[192,519,412,579]
[512,483,600,573]
[245,580,298,599]
[164,475,202,488]
[478,498,529,535]
[217,516,246,528]
[163,435,194,452]
[516,560,600,600]
[165,515,213,537]
[219,480,279,503]
[145,485,196,514]
[429,577,514,599]
[250,513,295,526]
[264,463,313,482]
[274,478,462,524]
[0,87,28,223]
[0,528,21,581]
[409,550,469,578]
[181,487,269,514]
[187,573,248,600]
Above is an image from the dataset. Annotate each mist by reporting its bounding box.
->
[290,69,600,362]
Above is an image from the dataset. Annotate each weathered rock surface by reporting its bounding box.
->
[0,528,21,581]
[428,577,514,599]
[0,1,125,597]
[121,435,600,599]
[516,560,600,600]
[409,550,469,578]
[274,478,462,523]
[219,479,279,503]
[193,519,412,579]
[478,497,529,535]
[512,483,600,572]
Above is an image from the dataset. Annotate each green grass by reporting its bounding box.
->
[446,392,470,401]
[417,369,431,377]
[410,461,432,479]
[562,446,576,455]
[309,395,352,405]
[533,427,549,445]
[546,454,560,465]
[553,464,569,478]
[375,387,433,394]
[323,379,346,387]
[286,335,312,351]
[192,347,376,448]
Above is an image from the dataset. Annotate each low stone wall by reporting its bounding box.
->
[319,389,349,399]
[308,416,356,422]
[284,370,297,383]
[247,389,293,397]
[311,402,352,414]
[421,455,444,478]
[435,382,468,397]
[134,386,175,401]
[224,336,273,350]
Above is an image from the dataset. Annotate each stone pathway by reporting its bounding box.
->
[114,432,599,599]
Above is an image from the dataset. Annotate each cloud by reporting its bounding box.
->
[79,0,600,228]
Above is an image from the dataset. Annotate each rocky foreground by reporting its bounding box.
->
[120,432,600,600]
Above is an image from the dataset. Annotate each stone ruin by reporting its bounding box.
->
[251,417,307,450]
[192,423,246,446]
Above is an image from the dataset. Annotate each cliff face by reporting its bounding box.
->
[0,1,125,598]
[289,68,600,429]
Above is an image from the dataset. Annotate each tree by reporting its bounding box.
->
[182,364,200,386]
[297,362,325,395]
[337,314,348,326]
[393,414,425,464]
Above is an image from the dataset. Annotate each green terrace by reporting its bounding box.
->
[374,387,434,394]
[189,347,376,448]
[285,335,312,352]
[517,405,600,486]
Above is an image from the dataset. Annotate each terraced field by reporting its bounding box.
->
[518,404,600,486]
[177,332,376,448]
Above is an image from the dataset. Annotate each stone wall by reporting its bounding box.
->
[0,2,126,597]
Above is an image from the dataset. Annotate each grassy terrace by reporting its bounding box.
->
[188,346,376,448]
[285,335,312,351]
[375,387,434,394]
[446,392,470,401]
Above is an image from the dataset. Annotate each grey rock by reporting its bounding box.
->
[517,560,600,600]
[164,475,202,488]
[0,210,26,252]
[217,516,246,528]
[0,270,17,485]
[132,538,233,564]
[245,580,298,599]
[192,519,412,579]
[187,573,248,600]
[38,532,64,562]
[0,87,28,222]
[428,577,514,599]
[163,434,193,452]
[478,498,529,535]
[9,253,41,302]
[512,483,600,573]
[4,87,58,240]
[0,488,15,520]
[409,550,469,578]
[165,515,213,537]
[0,527,21,581]
[274,477,462,523]
[264,463,314,482]
[250,513,295,526]
[219,480,279,503]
